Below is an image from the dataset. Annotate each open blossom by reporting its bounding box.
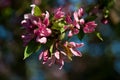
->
[64,42,84,57]
[65,15,80,37]
[54,8,65,19]
[73,8,84,29]
[34,13,52,44]
[39,50,65,69]
[74,8,84,22]
[38,41,84,69]
[21,4,99,69]
[73,8,97,33]
[21,8,51,44]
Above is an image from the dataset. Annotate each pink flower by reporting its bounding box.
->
[68,28,79,37]
[83,21,97,33]
[39,50,65,69]
[54,8,65,19]
[43,11,50,26]
[65,15,80,37]
[73,8,85,29]
[64,42,84,57]
[38,41,84,69]
[39,50,49,64]
[73,8,84,22]
[33,11,51,44]
[34,20,52,44]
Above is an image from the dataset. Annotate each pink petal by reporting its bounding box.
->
[59,59,64,70]
[69,42,76,47]
[78,8,84,17]
[43,11,50,26]
[79,18,85,25]
[39,52,43,60]
[68,30,73,37]
[65,15,73,24]
[83,21,97,33]
[73,28,79,35]
[73,11,79,22]
[36,37,47,44]
[70,48,82,57]
[45,28,52,36]
[75,23,80,29]
[42,50,49,64]
[54,8,65,19]
[54,51,60,59]
[76,43,84,48]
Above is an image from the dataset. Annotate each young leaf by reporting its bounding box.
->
[50,44,53,55]
[31,4,42,16]
[23,40,41,59]
[96,32,103,41]
[59,32,65,40]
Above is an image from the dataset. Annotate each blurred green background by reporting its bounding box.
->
[0,0,120,80]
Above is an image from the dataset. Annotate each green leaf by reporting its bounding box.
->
[32,5,42,16]
[77,30,85,40]
[59,32,65,40]
[96,32,103,41]
[23,40,41,59]
[49,44,54,56]
[52,21,65,33]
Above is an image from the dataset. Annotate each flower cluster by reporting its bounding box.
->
[21,4,97,69]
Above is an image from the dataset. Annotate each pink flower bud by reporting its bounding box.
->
[83,21,97,33]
